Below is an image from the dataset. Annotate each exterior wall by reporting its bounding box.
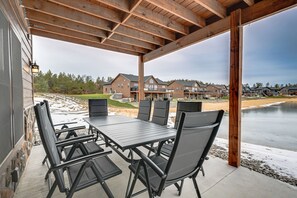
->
[103,84,112,94]
[205,85,223,97]
[110,75,131,98]
[167,82,185,98]
[0,1,34,196]
[144,77,158,91]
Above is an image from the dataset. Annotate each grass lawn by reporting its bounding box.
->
[70,94,136,108]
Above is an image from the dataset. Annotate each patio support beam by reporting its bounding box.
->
[243,0,254,6]
[229,9,242,167]
[138,55,145,101]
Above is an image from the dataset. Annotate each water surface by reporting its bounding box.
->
[217,102,297,151]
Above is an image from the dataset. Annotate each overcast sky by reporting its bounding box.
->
[33,7,297,86]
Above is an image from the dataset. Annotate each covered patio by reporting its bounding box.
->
[1,0,297,197]
[14,145,297,197]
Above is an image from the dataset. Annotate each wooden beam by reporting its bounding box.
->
[242,0,254,6]
[110,34,156,50]
[143,17,230,62]
[50,0,121,23]
[21,0,112,31]
[138,55,145,101]
[133,5,189,35]
[241,0,297,25]
[30,29,140,56]
[94,0,130,12]
[229,9,242,168]
[124,17,176,41]
[144,0,297,62]
[29,23,148,54]
[101,0,142,44]
[146,0,206,27]
[193,0,226,18]
[26,10,107,38]
[116,25,165,46]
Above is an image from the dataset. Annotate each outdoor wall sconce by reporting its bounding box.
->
[30,61,39,74]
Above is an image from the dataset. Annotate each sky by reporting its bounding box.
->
[33,7,297,86]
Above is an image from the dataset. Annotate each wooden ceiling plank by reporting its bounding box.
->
[50,0,121,23]
[26,10,107,38]
[242,0,254,6]
[116,25,165,46]
[29,23,148,54]
[193,0,226,18]
[144,0,297,62]
[94,0,130,12]
[30,29,140,56]
[133,5,189,35]
[124,17,176,41]
[145,0,206,27]
[101,0,143,43]
[110,34,157,50]
[21,0,112,31]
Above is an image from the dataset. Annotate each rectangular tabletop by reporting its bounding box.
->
[83,115,140,127]
[96,121,176,150]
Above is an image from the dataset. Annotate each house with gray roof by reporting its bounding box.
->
[103,73,170,101]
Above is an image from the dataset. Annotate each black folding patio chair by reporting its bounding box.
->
[38,102,104,179]
[151,100,170,126]
[159,101,202,156]
[88,99,108,136]
[137,100,152,121]
[126,110,224,198]
[35,103,122,198]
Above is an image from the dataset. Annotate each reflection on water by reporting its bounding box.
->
[217,102,297,151]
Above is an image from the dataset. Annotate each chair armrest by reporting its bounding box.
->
[56,137,96,147]
[53,121,77,127]
[55,125,86,134]
[133,148,166,179]
[50,150,112,171]
[56,134,95,144]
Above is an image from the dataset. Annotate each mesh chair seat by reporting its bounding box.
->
[64,142,104,159]
[129,155,167,191]
[68,155,122,191]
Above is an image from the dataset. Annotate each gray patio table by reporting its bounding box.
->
[83,115,176,162]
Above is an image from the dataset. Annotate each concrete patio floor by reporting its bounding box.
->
[15,145,297,198]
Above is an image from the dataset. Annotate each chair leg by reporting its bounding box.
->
[127,162,141,198]
[200,165,205,177]
[142,162,153,198]
[192,177,202,198]
[44,169,51,180]
[47,180,57,198]
[42,156,47,165]
[179,180,184,196]
[125,171,133,198]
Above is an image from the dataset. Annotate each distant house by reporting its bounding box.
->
[205,84,228,98]
[280,86,297,95]
[251,87,280,96]
[167,80,205,99]
[103,73,170,101]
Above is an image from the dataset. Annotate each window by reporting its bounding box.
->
[149,79,154,83]
[162,85,165,88]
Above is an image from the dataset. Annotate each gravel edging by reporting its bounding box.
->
[209,145,297,186]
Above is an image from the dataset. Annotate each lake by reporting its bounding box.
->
[217,102,297,151]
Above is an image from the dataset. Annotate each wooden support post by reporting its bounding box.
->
[229,9,242,167]
[138,55,145,101]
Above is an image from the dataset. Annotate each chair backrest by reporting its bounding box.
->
[34,103,66,192]
[88,99,108,117]
[137,100,152,121]
[164,110,224,185]
[151,101,170,126]
[174,101,202,129]
[43,100,55,128]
